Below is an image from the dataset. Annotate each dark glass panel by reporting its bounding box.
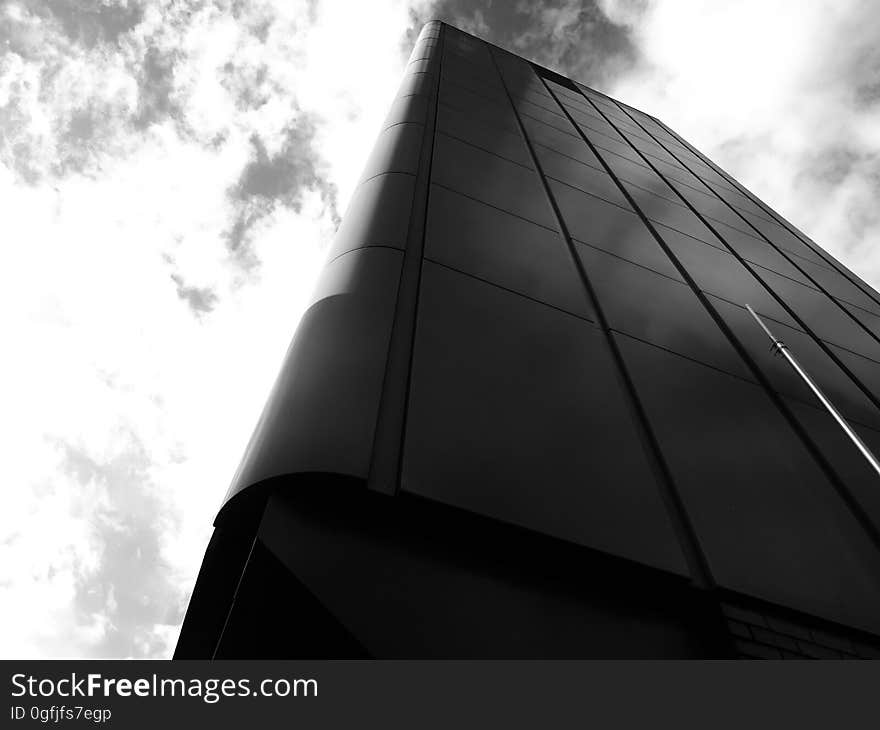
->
[756,267,880,361]
[425,185,593,319]
[622,176,683,206]
[631,115,681,147]
[795,259,880,317]
[575,239,682,284]
[600,109,638,130]
[707,220,814,285]
[619,334,880,635]
[556,94,610,118]
[712,185,778,223]
[439,79,519,134]
[668,182,757,235]
[549,177,634,236]
[626,133,683,165]
[522,117,603,168]
[402,263,689,575]
[739,214,839,272]
[442,42,491,64]
[625,185,717,242]
[642,154,705,189]
[441,57,499,89]
[548,179,680,279]
[612,127,655,152]
[784,399,880,536]
[439,67,506,103]
[437,104,532,168]
[589,97,629,122]
[431,134,555,228]
[565,106,623,139]
[657,225,799,327]
[765,223,880,302]
[555,93,601,116]
[578,244,751,378]
[771,218,855,267]
[620,127,662,149]
[602,151,671,192]
[505,74,553,99]
[545,81,584,104]
[828,343,880,410]
[535,146,628,208]
[582,128,645,164]
[441,44,495,71]
[695,163,751,196]
[840,301,880,344]
[515,98,579,136]
[709,295,880,431]
[632,118,688,147]
[497,58,548,90]
[668,146,708,174]
[509,85,563,110]
[619,105,655,126]
[573,82,602,97]
[559,95,606,121]
[508,80,554,102]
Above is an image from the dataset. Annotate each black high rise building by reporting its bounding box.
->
[176,21,880,659]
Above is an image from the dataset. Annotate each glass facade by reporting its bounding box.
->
[176,22,880,660]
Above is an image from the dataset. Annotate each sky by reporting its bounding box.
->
[1,0,878,658]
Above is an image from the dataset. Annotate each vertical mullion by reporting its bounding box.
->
[652,115,880,316]
[554,80,880,552]
[486,48,715,589]
[367,23,445,495]
[605,97,880,414]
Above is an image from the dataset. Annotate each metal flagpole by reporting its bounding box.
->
[745,303,880,480]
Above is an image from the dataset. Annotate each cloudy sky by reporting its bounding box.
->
[2,0,878,658]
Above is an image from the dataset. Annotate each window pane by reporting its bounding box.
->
[756,267,880,361]
[403,262,689,575]
[710,295,880,431]
[550,180,682,280]
[658,224,799,327]
[536,146,628,208]
[437,104,532,168]
[432,134,555,229]
[522,117,602,168]
[578,244,751,379]
[425,185,593,319]
[619,334,880,635]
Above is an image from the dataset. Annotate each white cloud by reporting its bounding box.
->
[603,0,880,284]
[0,0,429,657]
[8,0,875,659]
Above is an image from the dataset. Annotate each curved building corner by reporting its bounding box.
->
[176,21,880,660]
